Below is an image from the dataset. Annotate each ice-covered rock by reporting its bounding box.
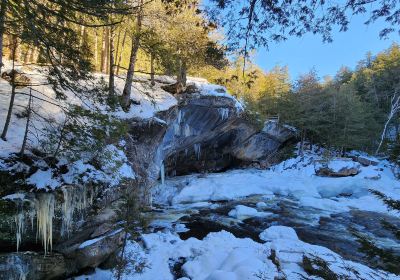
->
[259,226,299,242]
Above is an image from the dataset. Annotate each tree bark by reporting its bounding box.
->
[0,0,7,73]
[100,27,107,73]
[116,29,128,75]
[176,58,187,94]
[1,38,17,141]
[120,2,143,111]
[150,52,155,86]
[109,26,116,97]
[19,89,32,157]
[376,94,400,154]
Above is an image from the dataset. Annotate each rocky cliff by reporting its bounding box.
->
[0,82,294,279]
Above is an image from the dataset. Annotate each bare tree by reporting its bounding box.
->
[376,92,400,154]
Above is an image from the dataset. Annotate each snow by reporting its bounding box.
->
[315,157,360,172]
[75,149,400,280]
[154,151,400,216]
[78,229,122,249]
[259,226,298,241]
[76,227,398,280]
[228,205,271,219]
[26,169,60,190]
[189,78,244,111]
[23,144,135,190]
[2,193,26,201]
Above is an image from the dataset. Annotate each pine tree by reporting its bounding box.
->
[353,190,400,275]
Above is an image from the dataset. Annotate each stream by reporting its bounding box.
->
[145,193,400,270]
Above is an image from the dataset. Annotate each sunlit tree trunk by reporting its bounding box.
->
[0,0,7,73]
[121,1,143,110]
[1,38,17,141]
[101,27,107,73]
[116,29,127,75]
[109,26,116,97]
[150,52,155,86]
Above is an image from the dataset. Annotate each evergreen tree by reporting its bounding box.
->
[353,190,400,275]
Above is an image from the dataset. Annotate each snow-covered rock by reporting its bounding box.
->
[259,226,298,241]
[228,205,271,219]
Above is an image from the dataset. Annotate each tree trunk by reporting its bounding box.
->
[150,52,155,86]
[1,39,17,141]
[24,47,32,64]
[100,27,107,73]
[176,58,187,94]
[109,26,115,97]
[0,0,7,73]
[19,89,32,157]
[29,46,38,63]
[120,2,143,111]
[116,29,127,75]
[115,28,122,66]
[79,25,85,48]
[94,31,98,71]
[376,94,400,154]
[105,28,110,74]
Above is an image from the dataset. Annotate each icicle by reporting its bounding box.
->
[160,162,165,185]
[173,123,181,136]
[14,212,24,252]
[61,185,88,237]
[194,143,201,160]
[185,148,188,156]
[218,108,229,120]
[35,193,55,255]
[177,110,183,124]
[184,124,191,137]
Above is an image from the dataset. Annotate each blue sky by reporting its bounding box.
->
[254,15,399,80]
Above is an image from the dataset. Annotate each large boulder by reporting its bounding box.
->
[315,158,360,177]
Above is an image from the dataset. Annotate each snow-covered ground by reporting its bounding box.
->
[0,61,239,190]
[154,150,400,217]
[76,151,400,280]
[77,227,398,280]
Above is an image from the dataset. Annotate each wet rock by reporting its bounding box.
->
[352,156,379,167]
[316,166,360,177]
[0,252,69,280]
[316,158,360,177]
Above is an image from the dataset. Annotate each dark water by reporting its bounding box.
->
[150,194,400,269]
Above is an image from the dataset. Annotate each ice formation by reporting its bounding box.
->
[218,108,229,120]
[160,162,165,185]
[183,124,191,137]
[194,143,201,160]
[35,193,55,255]
[7,184,93,254]
[14,212,24,252]
[61,185,89,237]
[177,110,183,124]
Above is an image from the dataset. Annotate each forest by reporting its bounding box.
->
[0,0,399,279]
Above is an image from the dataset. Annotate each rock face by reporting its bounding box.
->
[125,93,294,183]
[231,120,296,164]
[0,87,295,278]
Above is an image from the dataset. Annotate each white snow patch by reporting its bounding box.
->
[259,226,298,242]
[228,205,271,219]
[27,169,60,190]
